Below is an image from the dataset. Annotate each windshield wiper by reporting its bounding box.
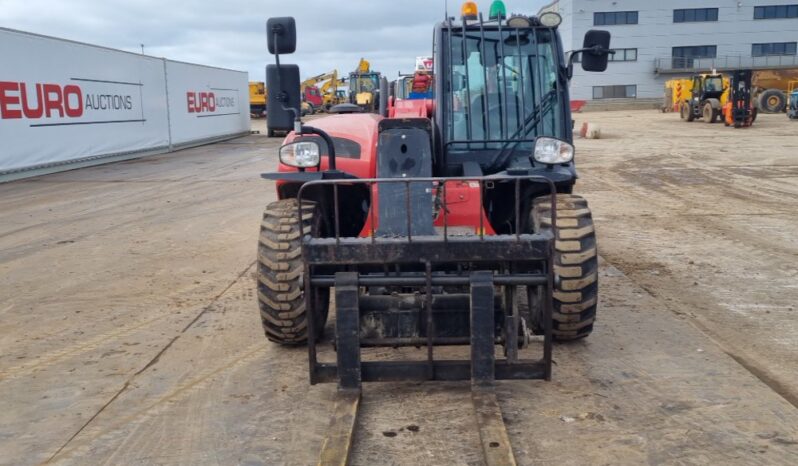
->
[491,88,558,170]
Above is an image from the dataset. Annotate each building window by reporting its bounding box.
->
[593,85,637,99]
[594,11,638,26]
[752,42,798,56]
[672,45,717,68]
[673,45,717,59]
[575,48,637,63]
[610,48,638,62]
[674,8,719,22]
[754,4,798,19]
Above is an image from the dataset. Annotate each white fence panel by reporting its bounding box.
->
[0,28,251,180]
[0,28,170,173]
[165,61,250,146]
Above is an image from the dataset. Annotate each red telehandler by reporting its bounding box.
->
[260,2,611,463]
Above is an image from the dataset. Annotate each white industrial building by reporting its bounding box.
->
[540,0,798,101]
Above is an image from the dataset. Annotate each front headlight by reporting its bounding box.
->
[279,141,321,168]
[533,137,574,164]
[538,11,562,28]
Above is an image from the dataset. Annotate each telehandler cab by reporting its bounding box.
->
[259,3,611,463]
[681,72,726,123]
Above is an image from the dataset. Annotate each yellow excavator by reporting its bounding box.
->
[250,81,312,122]
[249,81,267,118]
[300,70,347,113]
[320,75,347,111]
[348,58,382,112]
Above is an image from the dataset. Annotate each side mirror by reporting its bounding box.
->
[266,64,301,132]
[580,30,611,72]
[267,17,296,55]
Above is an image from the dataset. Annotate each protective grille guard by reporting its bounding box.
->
[297,174,557,386]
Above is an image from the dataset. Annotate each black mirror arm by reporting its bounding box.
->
[272,29,304,131]
[300,126,337,171]
[272,30,283,98]
[272,30,282,68]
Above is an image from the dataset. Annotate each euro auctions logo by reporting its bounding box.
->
[186,89,238,117]
[0,82,84,118]
[0,78,142,127]
[186,91,217,113]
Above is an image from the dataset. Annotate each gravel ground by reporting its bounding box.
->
[0,113,797,465]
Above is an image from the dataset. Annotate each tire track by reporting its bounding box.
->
[603,252,798,410]
[43,260,256,464]
[48,344,266,465]
[0,313,171,382]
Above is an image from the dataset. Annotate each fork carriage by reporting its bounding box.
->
[300,176,557,466]
[298,175,556,388]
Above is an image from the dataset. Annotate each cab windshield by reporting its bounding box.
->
[445,27,562,153]
[703,77,723,92]
[351,73,380,93]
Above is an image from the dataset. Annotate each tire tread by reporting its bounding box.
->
[533,194,599,340]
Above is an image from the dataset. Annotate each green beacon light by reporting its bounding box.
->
[489,1,507,20]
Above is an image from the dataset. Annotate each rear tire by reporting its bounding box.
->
[257,199,329,345]
[528,194,599,341]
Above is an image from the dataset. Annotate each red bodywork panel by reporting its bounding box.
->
[358,180,496,237]
[276,112,496,236]
[389,99,434,118]
[277,113,382,180]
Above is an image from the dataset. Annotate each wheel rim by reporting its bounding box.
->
[769,96,779,107]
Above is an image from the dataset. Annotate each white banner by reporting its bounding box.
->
[0,28,170,172]
[165,61,249,146]
[0,28,250,176]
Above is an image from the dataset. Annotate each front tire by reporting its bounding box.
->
[257,199,329,345]
[528,194,599,340]
[683,102,695,122]
[703,102,718,123]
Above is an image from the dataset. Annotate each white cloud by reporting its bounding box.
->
[1,0,548,82]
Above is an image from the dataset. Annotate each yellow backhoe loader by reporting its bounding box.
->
[348,58,382,113]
